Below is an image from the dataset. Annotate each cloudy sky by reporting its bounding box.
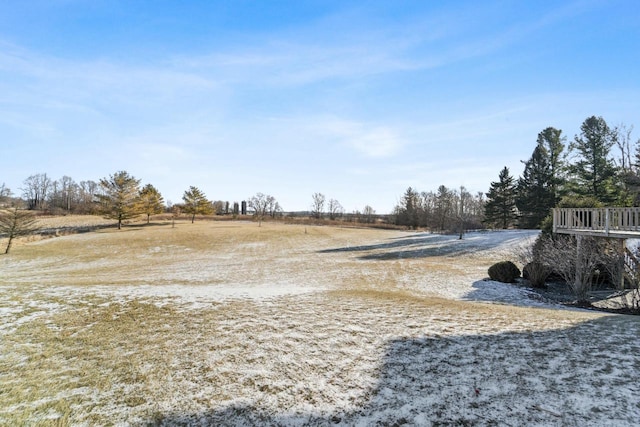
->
[1,0,638,212]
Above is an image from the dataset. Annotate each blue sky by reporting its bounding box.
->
[1,0,638,213]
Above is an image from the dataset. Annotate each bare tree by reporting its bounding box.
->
[267,196,282,218]
[0,207,39,254]
[434,185,455,232]
[0,183,12,207]
[614,123,634,172]
[22,173,51,210]
[362,205,375,223]
[212,200,226,214]
[456,186,472,239]
[394,185,485,232]
[247,193,281,225]
[171,204,182,227]
[59,175,77,212]
[311,193,325,219]
[77,180,100,214]
[327,198,344,220]
[48,175,78,213]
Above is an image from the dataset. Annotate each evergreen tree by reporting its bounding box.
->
[516,144,555,228]
[569,116,620,204]
[537,127,566,203]
[395,187,420,229]
[182,186,213,223]
[96,171,141,229]
[139,184,165,224]
[484,166,517,229]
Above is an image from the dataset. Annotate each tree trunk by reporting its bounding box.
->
[4,236,13,254]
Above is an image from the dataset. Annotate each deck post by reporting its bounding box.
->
[605,208,610,235]
[620,239,626,290]
[575,234,583,295]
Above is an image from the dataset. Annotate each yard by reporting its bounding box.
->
[1,220,639,425]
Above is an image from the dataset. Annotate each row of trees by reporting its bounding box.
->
[392,185,485,234]
[390,115,637,234]
[2,172,380,228]
[1,174,102,214]
[0,171,288,226]
[95,172,228,229]
[308,192,377,223]
[4,114,636,233]
[484,116,639,229]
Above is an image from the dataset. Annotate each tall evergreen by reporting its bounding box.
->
[516,144,555,228]
[395,187,420,229]
[537,127,566,203]
[569,116,620,204]
[484,166,517,229]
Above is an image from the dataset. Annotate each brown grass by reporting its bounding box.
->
[0,220,607,425]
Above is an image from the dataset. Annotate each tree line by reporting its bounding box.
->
[0,170,277,232]
[1,170,381,232]
[2,114,637,234]
[391,116,638,233]
[392,185,485,235]
[484,116,639,229]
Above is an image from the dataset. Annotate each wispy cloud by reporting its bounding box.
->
[320,118,404,158]
[0,0,635,212]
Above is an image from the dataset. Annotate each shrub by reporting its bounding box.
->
[488,261,521,283]
[522,261,549,288]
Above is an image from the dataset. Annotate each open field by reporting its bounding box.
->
[1,219,639,426]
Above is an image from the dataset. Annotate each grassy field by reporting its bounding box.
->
[1,219,639,426]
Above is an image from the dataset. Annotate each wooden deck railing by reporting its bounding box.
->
[553,207,640,235]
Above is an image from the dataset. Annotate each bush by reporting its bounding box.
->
[488,261,521,283]
[522,261,549,288]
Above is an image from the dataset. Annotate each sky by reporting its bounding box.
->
[1,0,638,213]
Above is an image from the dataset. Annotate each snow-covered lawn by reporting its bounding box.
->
[1,221,639,426]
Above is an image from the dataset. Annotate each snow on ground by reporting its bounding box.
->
[1,223,639,426]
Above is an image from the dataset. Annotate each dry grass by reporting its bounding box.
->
[1,220,632,426]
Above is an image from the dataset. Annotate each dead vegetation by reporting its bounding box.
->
[1,221,638,425]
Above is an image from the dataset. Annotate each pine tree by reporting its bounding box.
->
[537,127,566,204]
[484,166,517,229]
[395,187,420,229]
[569,116,620,204]
[182,186,213,223]
[516,144,555,228]
[139,184,165,224]
[96,171,141,229]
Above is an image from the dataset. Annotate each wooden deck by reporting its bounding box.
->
[553,207,640,238]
